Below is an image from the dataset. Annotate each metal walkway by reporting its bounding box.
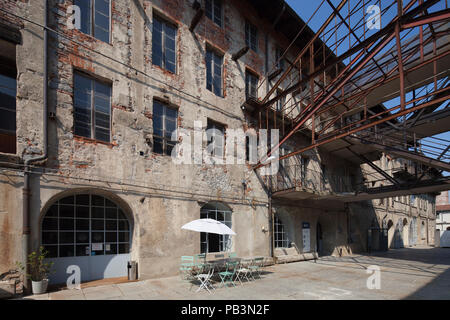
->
[249,0,450,200]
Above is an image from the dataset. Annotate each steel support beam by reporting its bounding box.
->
[402,8,450,29]
[255,93,450,169]
[347,147,401,186]
[259,32,396,165]
[351,137,450,172]
[261,0,440,109]
[261,0,349,105]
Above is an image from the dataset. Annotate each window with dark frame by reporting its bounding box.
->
[0,49,17,154]
[321,164,327,182]
[245,133,257,163]
[421,221,426,239]
[41,194,131,258]
[275,46,285,71]
[152,100,178,156]
[73,72,111,143]
[205,0,222,27]
[274,216,289,248]
[245,136,250,162]
[276,89,285,112]
[300,156,308,181]
[74,0,110,43]
[206,119,225,159]
[200,204,232,253]
[206,47,223,97]
[245,21,258,52]
[245,70,258,100]
[152,14,177,74]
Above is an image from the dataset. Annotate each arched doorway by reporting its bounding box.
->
[421,221,426,241]
[393,219,404,248]
[316,222,323,256]
[200,202,232,253]
[402,218,409,247]
[41,193,133,284]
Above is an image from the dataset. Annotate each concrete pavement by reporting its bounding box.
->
[19,246,450,300]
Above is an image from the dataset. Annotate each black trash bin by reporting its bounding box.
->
[127,261,138,281]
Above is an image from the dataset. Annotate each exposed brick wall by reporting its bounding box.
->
[0,0,438,282]
[0,0,26,29]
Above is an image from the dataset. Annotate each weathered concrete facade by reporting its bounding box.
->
[0,0,46,275]
[0,0,438,287]
[356,154,437,249]
[436,191,450,244]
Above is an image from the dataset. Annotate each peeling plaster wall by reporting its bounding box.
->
[0,172,23,273]
[273,203,351,257]
[0,0,438,281]
[356,154,437,248]
[0,0,45,272]
[3,0,297,279]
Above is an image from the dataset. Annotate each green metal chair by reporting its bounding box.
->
[180,256,195,280]
[218,261,239,288]
[194,253,207,272]
[249,257,265,280]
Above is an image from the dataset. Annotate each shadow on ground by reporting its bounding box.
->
[404,267,450,299]
[318,247,450,276]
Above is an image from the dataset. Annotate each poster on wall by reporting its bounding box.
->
[302,222,311,252]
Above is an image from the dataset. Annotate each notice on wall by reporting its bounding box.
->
[302,222,311,252]
[92,243,103,251]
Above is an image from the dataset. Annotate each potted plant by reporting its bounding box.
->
[17,246,54,295]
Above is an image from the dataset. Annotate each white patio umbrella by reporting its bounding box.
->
[181,218,236,235]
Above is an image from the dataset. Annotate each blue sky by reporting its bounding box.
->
[286,0,450,180]
[285,0,447,33]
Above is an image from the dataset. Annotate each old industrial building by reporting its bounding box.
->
[436,191,450,246]
[0,0,448,289]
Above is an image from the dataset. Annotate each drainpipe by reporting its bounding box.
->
[265,34,269,93]
[265,26,273,260]
[268,193,274,259]
[22,0,48,293]
[345,203,351,244]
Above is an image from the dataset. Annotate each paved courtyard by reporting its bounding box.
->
[21,246,450,300]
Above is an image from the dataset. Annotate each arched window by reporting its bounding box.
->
[41,194,131,258]
[274,216,289,248]
[386,220,394,230]
[200,202,232,253]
